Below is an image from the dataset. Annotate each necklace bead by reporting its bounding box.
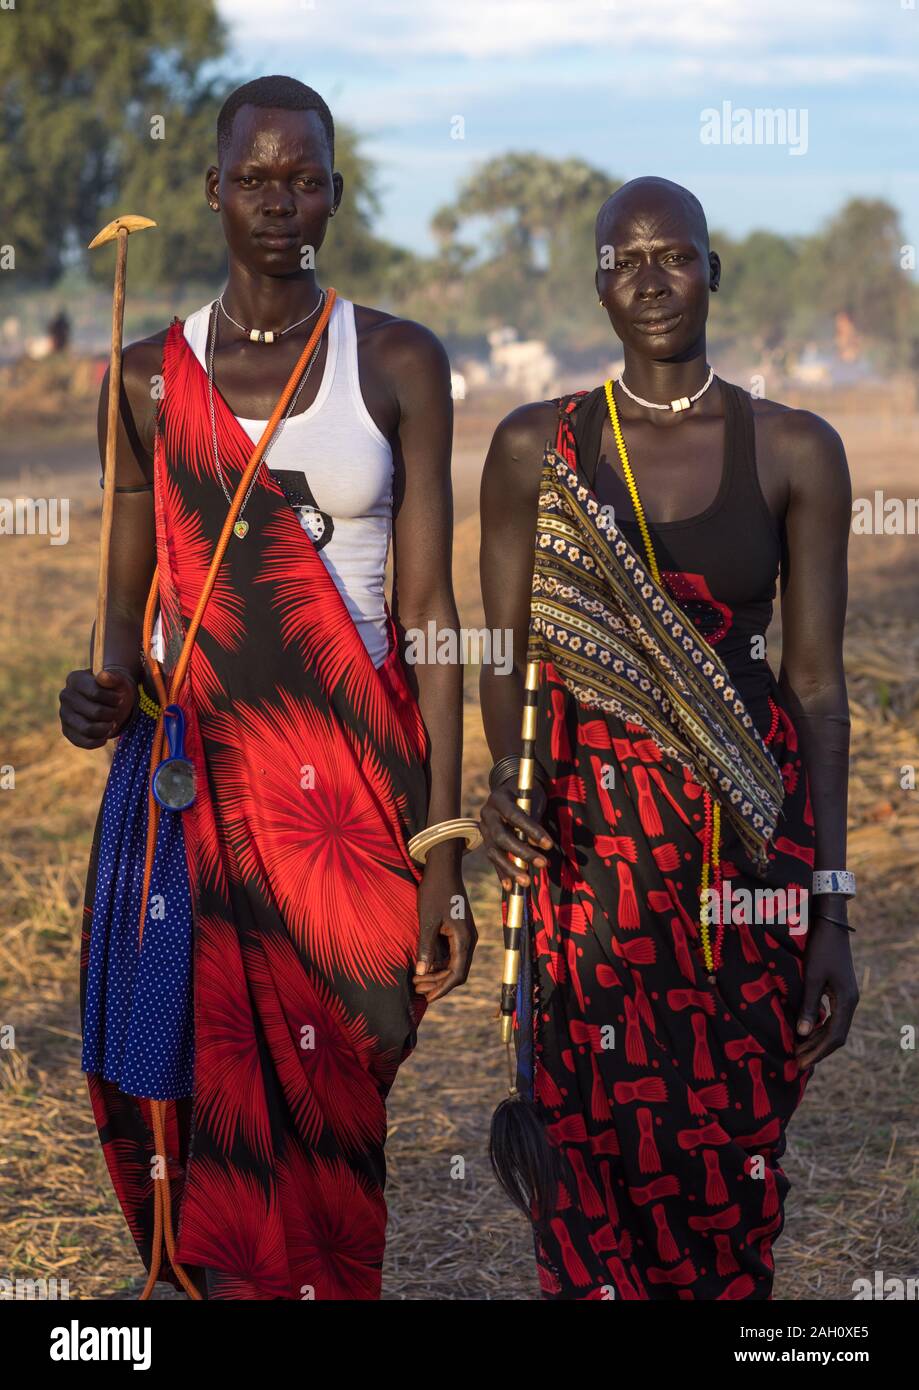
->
[220,289,322,344]
[207,292,327,537]
[617,366,714,412]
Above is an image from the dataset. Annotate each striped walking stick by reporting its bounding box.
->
[498,659,542,1044]
[489,657,564,1225]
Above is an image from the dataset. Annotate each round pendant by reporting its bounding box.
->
[233,518,249,538]
[152,755,196,811]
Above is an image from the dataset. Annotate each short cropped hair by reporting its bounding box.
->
[217,75,334,163]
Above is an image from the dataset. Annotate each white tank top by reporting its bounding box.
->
[151,294,393,668]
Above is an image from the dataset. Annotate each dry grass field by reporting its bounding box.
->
[1,379,917,1300]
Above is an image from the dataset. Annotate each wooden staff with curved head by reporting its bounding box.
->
[87,214,156,676]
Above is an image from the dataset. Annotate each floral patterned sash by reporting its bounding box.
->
[526,439,784,875]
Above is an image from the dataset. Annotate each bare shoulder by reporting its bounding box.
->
[119,326,171,384]
[352,302,450,379]
[98,326,172,467]
[752,395,847,467]
[105,327,171,417]
[483,400,560,496]
[751,394,850,510]
[491,399,559,453]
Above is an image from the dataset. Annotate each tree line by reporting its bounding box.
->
[2,0,916,366]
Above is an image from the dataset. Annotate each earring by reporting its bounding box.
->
[329,207,336,217]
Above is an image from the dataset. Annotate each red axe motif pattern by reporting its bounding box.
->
[524,657,815,1301]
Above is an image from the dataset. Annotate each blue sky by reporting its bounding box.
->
[217,0,919,255]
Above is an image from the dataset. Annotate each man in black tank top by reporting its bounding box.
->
[478,177,858,1300]
[570,378,781,733]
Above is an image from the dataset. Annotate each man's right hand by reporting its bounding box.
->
[59,668,137,749]
[479,779,556,891]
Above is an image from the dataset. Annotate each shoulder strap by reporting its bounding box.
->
[566,384,608,489]
[727,379,757,471]
[143,289,338,707]
[554,391,584,450]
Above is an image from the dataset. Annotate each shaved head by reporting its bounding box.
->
[596,177,710,254]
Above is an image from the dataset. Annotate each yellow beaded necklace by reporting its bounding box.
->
[603,378,723,980]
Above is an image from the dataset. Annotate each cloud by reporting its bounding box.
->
[219,0,893,67]
[213,0,919,255]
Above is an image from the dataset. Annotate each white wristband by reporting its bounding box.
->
[812,870,856,897]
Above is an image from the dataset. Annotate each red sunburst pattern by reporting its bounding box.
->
[83,320,431,1300]
[255,513,417,760]
[159,320,254,485]
[277,1149,387,1300]
[158,469,246,651]
[174,1157,290,1298]
[192,914,275,1162]
[201,692,420,984]
[244,934,385,1151]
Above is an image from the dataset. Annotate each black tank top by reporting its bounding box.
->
[568,380,782,732]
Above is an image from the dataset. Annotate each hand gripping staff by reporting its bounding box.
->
[133,290,338,1300]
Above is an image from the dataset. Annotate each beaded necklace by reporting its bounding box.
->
[603,377,723,980]
[206,292,326,538]
[218,288,323,344]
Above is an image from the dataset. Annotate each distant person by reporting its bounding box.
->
[46,309,70,354]
[478,177,858,1300]
[59,75,475,1300]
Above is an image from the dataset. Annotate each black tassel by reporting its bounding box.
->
[489,1091,565,1231]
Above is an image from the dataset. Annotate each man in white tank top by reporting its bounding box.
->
[60,75,476,1302]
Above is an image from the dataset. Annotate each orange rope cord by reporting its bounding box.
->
[151,1097,200,1299]
[131,287,338,1300]
[138,569,167,953]
[138,1123,164,1299]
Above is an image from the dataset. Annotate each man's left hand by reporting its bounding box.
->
[795,917,859,1068]
[413,853,477,1003]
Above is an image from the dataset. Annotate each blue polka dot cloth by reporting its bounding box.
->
[81,705,195,1099]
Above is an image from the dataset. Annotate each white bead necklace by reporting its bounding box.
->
[617,365,715,414]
